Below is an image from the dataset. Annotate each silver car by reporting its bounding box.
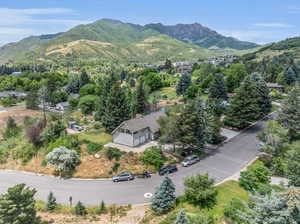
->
[181,155,200,167]
[112,172,134,182]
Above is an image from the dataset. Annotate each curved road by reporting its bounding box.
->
[0,121,264,206]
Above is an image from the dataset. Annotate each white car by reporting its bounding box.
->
[181,155,200,167]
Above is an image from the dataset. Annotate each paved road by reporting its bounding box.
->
[0,121,264,206]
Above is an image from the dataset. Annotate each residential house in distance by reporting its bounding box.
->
[0,91,27,99]
[112,111,166,147]
[266,83,284,93]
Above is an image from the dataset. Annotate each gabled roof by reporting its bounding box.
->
[113,111,166,134]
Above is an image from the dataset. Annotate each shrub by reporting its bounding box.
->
[184,173,218,208]
[96,200,107,215]
[46,192,57,212]
[239,161,271,192]
[75,201,87,216]
[68,98,79,109]
[87,142,103,155]
[78,95,99,115]
[93,122,102,130]
[106,147,124,161]
[46,146,80,176]
[111,162,120,173]
[42,120,66,144]
[224,198,247,224]
[140,147,166,170]
[3,117,20,139]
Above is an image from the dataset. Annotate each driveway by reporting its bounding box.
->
[0,120,264,206]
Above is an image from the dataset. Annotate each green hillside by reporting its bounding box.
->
[0,19,259,64]
[243,36,300,61]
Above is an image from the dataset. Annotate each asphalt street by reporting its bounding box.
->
[0,120,264,206]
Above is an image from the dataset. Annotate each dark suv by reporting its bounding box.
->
[159,165,178,176]
[112,172,134,182]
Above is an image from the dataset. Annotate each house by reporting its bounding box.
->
[112,111,166,147]
[0,91,27,99]
[266,83,284,93]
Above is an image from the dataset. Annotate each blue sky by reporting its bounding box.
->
[0,0,299,46]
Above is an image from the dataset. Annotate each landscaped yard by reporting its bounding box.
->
[77,130,112,145]
[152,180,249,224]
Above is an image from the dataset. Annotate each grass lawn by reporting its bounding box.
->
[159,180,249,224]
[148,87,178,102]
[77,130,112,145]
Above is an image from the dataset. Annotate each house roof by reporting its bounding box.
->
[266,83,284,88]
[113,111,166,134]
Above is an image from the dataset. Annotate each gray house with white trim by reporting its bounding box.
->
[112,111,165,147]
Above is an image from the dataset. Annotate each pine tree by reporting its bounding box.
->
[101,82,131,132]
[250,72,271,115]
[75,201,87,216]
[195,98,208,154]
[151,176,176,214]
[240,191,300,224]
[46,192,57,212]
[277,84,300,140]
[94,74,118,121]
[208,74,227,100]
[79,70,90,88]
[224,76,264,129]
[174,209,189,224]
[176,73,191,95]
[3,116,19,139]
[0,184,42,224]
[285,144,300,187]
[285,67,297,85]
[135,80,147,114]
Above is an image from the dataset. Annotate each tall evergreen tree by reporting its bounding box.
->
[208,74,227,100]
[176,73,191,95]
[135,80,147,114]
[151,176,176,214]
[224,76,267,129]
[250,72,272,115]
[0,184,42,224]
[285,67,297,85]
[94,73,118,121]
[277,84,300,140]
[79,70,90,88]
[101,82,131,132]
[174,209,189,224]
[285,144,300,187]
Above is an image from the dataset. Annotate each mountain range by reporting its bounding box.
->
[0,19,260,64]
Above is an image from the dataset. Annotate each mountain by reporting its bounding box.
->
[144,23,259,50]
[0,19,259,64]
[243,36,300,61]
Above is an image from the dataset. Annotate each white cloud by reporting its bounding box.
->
[0,8,85,26]
[218,30,298,44]
[253,23,293,28]
[0,8,91,46]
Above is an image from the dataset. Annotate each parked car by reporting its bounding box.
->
[181,154,200,167]
[112,172,134,182]
[159,165,178,176]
